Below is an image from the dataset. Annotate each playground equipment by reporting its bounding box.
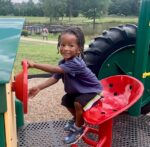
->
[71,75,144,147]
[143,72,150,78]
[12,60,28,114]
[84,0,150,116]
[0,18,24,147]
[0,0,150,147]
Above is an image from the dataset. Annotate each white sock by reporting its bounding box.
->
[74,123,82,130]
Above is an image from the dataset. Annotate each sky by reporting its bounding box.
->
[11,0,38,3]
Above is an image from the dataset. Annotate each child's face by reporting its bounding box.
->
[59,33,80,60]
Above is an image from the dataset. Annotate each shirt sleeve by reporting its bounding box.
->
[59,58,84,76]
[52,73,62,80]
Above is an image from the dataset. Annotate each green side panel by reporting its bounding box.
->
[0,84,7,113]
[0,114,6,147]
[0,18,25,84]
[129,0,150,116]
[98,46,135,79]
[142,58,150,106]
[15,98,24,128]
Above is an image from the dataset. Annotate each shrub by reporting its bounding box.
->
[21,29,29,36]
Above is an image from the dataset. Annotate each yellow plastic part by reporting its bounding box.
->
[142,72,150,78]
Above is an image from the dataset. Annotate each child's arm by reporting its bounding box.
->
[29,76,58,98]
[27,60,64,73]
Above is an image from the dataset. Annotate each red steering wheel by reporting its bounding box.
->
[13,60,28,114]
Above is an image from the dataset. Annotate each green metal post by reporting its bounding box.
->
[0,85,7,146]
[0,115,6,147]
[129,0,150,116]
[15,98,24,127]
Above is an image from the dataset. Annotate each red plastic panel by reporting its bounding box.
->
[83,75,144,125]
[14,60,28,113]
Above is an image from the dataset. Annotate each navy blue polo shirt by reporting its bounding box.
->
[53,57,102,94]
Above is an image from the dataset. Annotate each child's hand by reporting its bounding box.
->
[28,86,40,98]
[26,60,35,68]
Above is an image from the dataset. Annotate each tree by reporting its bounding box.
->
[65,0,81,19]
[26,0,34,16]
[33,3,44,16]
[80,0,111,32]
[108,0,140,16]
[0,0,13,15]
[81,0,110,18]
[39,0,67,23]
[14,1,44,16]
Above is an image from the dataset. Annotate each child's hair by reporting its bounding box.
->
[57,26,85,59]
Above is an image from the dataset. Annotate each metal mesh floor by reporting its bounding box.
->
[17,114,150,147]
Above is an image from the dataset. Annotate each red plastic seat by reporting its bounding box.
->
[72,75,144,147]
[12,60,28,113]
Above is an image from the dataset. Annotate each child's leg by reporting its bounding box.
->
[64,107,76,132]
[73,93,99,127]
[64,93,99,144]
[66,107,76,120]
[61,93,77,119]
[64,102,84,144]
[74,102,84,127]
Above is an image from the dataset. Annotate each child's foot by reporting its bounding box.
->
[64,119,75,131]
[64,125,84,144]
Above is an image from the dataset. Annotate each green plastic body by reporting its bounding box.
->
[129,0,150,116]
[98,0,150,116]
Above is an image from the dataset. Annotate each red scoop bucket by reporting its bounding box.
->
[12,60,28,114]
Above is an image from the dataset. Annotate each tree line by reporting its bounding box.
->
[0,0,140,19]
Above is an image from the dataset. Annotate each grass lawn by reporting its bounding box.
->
[23,16,138,24]
[30,33,59,41]
[1,15,138,24]
[14,40,61,75]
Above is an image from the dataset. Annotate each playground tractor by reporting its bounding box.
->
[0,0,150,146]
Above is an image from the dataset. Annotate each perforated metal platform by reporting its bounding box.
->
[17,114,150,147]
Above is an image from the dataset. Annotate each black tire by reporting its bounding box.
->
[84,24,137,77]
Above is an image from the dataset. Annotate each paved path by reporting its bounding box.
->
[21,36,89,48]
[21,37,58,44]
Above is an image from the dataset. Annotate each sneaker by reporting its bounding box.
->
[64,125,84,144]
[64,119,75,132]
